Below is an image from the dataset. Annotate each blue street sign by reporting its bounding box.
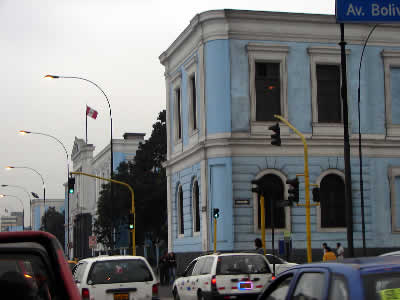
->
[336,0,400,22]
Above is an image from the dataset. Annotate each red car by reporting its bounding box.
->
[0,231,80,300]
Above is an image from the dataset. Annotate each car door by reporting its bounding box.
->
[73,261,88,291]
[189,257,214,300]
[258,272,294,300]
[177,260,197,300]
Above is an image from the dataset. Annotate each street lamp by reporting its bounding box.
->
[43,75,113,176]
[5,166,46,230]
[0,184,37,229]
[18,130,70,254]
[0,194,25,231]
[44,73,115,250]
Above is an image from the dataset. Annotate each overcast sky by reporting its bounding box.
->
[0,0,334,224]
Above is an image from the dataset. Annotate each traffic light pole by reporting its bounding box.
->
[213,217,217,253]
[274,114,313,263]
[260,195,266,255]
[70,171,136,256]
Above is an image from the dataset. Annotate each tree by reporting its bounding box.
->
[94,110,167,249]
[40,207,65,246]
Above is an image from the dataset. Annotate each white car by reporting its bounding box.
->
[379,250,400,257]
[172,253,276,300]
[72,255,159,300]
[264,254,297,273]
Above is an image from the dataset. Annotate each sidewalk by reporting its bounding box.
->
[154,267,173,299]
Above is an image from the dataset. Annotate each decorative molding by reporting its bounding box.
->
[389,166,400,233]
[184,54,198,70]
[315,169,346,232]
[252,169,291,233]
[382,49,400,137]
[247,43,289,124]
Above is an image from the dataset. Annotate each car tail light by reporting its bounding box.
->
[152,283,159,297]
[211,276,217,286]
[271,276,276,280]
[82,288,90,300]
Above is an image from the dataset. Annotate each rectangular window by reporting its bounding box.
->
[255,62,281,121]
[191,76,197,130]
[317,65,342,123]
[176,88,182,140]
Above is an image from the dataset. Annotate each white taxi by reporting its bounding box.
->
[72,255,159,300]
[172,253,273,300]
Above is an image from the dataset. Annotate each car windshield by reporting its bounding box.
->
[87,259,153,284]
[216,255,270,275]
[363,271,400,300]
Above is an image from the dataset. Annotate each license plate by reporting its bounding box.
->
[114,293,129,300]
[239,281,253,290]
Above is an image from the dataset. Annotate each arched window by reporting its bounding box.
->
[256,174,286,229]
[177,185,184,235]
[192,181,200,233]
[320,173,346,228]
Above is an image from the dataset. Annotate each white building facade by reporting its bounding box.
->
[66,132,145,259]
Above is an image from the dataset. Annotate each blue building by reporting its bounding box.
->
[159,9,400,263]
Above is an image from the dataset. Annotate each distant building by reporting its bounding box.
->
[31,198,64,231]
[67,132,145,259]
[160,9,400,264]
[1,212,23,232]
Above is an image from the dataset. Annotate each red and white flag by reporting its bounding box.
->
[86,105,98,119]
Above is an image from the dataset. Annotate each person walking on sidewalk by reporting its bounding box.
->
[323,246,337,261]
[159,252,169,285]
[167,252,177,285]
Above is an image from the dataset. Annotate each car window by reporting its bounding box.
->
[216,255,271,275]
[293,272,325,300]
[363,271,400,300]
[0,254,56,300]
[201,257,215,275]
[183,260,197,277]
[192,257,207,276]
[87,259,153,284]
[266,255,286,265]
[328,274,349,300]
[264,275,293,300]
[73,262,87,283]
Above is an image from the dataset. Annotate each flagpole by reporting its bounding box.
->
[86,105,88,144]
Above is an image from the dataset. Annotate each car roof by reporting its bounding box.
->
[78,255,148,263]
[380,250,400,256]
[285,256,400,274]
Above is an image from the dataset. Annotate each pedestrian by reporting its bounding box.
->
[167,252,177,285]
[323,246,337,261]
[159,252,169,285]
[254,238,264,254]
[322,242,327,255]
[336,242,345,260]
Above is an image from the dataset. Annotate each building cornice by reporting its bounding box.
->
[164,134,400,173]
[160,9,400,72]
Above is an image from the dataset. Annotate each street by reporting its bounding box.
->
[159,285,173,300]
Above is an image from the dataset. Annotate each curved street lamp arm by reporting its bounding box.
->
[358,24,378,102]
[14,167,45,187]
[56,76,112,118]
[22,131,70,177]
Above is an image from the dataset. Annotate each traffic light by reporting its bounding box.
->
[128,213,135,229]
[286,177,299,204]
[213,208,220,219]
[269,123,281,146]
[68,177,75,194]
[312,187,320,202]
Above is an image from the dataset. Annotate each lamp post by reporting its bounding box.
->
[19,130,70,255]
[44,74,115,250]
[0,194,25,230]
[5,166,46,231]
[0,184,36,229]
